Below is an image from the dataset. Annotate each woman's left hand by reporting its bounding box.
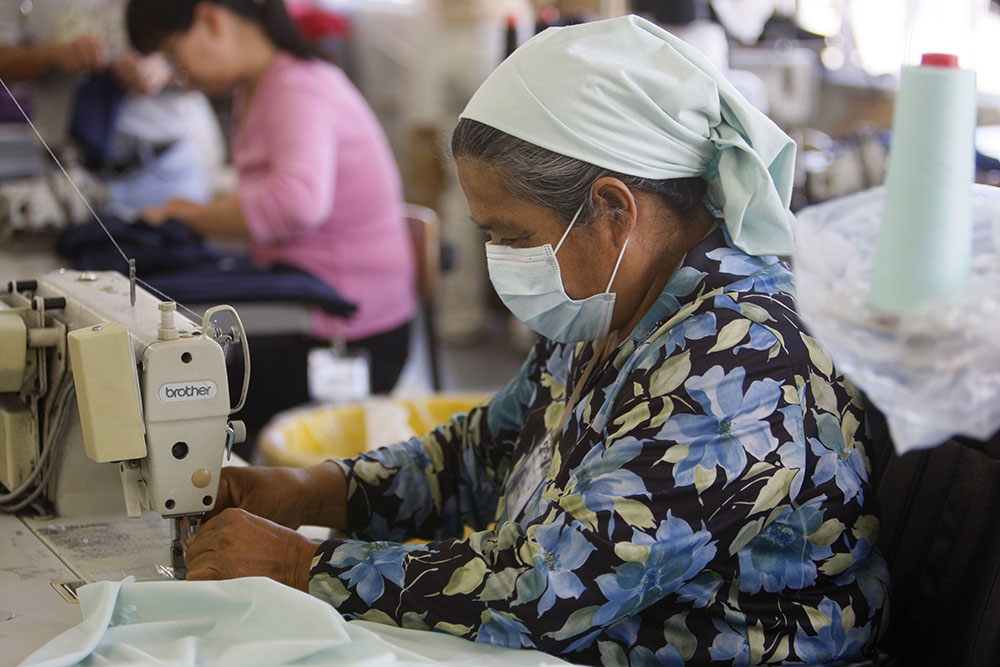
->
[184,508,318,591]
[140,199,200,226]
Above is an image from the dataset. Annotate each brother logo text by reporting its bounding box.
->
[159,381,217,403]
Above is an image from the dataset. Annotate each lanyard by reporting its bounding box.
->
[503,331,620,521]
[552,330,620,441]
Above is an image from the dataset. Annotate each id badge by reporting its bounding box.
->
[307,346,370,403]
[504,435,554,521]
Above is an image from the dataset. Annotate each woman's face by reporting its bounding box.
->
[162,7,241,95]
[456,158,626,303]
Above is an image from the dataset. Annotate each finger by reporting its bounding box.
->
[74,40,103,72]
[62,47,87,75]
[112,63,137,88]
[140,208,165,225]
[184,563,224,581]
[82,37,106,65]
[84,49,102,71]
[133,74,155,95]
[203,473,235,521]
[217,468,240,506]
[184,512,232,562]
[183,532,213,564]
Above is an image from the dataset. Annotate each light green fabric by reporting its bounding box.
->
[460,14,797,257]
[20,577,571,667]
[19,577,385,667]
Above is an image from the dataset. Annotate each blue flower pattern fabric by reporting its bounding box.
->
[309,227,889,665]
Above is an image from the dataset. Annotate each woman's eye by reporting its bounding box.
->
[501,234,531,247]
[484,231,524,246]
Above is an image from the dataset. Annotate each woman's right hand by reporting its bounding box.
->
[110,51,173,95]
[210,462,349,531]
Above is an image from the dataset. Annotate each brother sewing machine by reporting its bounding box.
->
[0,268,248,578]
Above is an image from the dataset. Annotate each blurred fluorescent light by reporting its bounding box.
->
[796,0,844,37]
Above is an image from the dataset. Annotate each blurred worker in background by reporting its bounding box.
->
[0,0,223,218]
[127,0,417,434]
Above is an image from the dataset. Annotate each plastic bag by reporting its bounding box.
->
[793,184,1000,453]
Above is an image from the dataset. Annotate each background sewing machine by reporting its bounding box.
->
[1,269,248,593]
[0,123,101,237]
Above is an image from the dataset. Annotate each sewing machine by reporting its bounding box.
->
[0,269,248,576]
[0,122,100,236]
[0,263,570,667]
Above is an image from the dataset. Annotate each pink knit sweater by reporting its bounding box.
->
[234,53,416,341]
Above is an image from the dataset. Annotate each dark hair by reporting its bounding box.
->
[450,118,709,226]
[126,0,318,60]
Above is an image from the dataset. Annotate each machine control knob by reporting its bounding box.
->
[191,468,212,489]
[230,420,247,445]
[31,296,66,311]
[224,420,247,460]
[8,280,37,293]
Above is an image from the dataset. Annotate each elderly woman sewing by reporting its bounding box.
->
[185,16,888,666]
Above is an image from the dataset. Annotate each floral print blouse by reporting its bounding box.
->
[309,226,890,666]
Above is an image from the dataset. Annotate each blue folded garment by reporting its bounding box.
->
[70,71,124,172]
[56,219,357,317]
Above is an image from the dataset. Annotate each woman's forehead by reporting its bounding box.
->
[458,160,559,234]
[457,161,517,211]
[455,158,503,191]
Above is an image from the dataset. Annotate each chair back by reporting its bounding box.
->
[404,203,441,306]
[867,405,1000,666]
[404,203,443,390]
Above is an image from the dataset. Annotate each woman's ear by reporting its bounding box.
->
[193,1,225,37]
[592,177,637,244]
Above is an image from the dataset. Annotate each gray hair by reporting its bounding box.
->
[451,118,709,226]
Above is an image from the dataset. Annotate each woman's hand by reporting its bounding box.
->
[140,198,201,226]
[211,463,349,532]
[141,195,249,238]
[110,51,174,95]
[183,463,349,589]
[184,508,317,591]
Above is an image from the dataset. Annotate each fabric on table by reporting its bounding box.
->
[57,217,221,274]
[20,576,571,667]
[55,218,357,317]
[460,15,796,257]
[309,226,889,665]
[18,577,384,667]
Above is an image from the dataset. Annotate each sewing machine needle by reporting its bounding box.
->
[129,259,136,306]
[170,517,187,579]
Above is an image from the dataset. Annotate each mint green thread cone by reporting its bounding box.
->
[869,60,977,314]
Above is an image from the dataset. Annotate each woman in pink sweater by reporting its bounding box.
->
[126,0,417,429]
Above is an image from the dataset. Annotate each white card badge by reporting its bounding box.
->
[308,346,370,403]
[503,435,554,521]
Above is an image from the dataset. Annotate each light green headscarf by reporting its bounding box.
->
[460,14,796,256]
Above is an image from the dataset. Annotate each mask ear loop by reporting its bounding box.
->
[604,235,631,292]
[554,202,586,254]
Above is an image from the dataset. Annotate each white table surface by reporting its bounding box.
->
[1,513,86,666]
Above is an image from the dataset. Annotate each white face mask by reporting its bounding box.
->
[485,203,630,343]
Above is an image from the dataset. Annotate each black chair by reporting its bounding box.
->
[866,405,1000,666]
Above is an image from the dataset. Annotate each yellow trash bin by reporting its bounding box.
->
[259,394,489,468]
